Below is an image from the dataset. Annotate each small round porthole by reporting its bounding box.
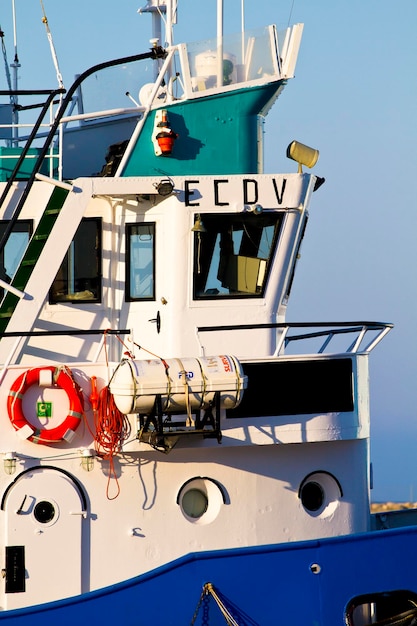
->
[177,477,226,525]
[299,471,343,518]
[300,481,324,512]
[182,489,208,519]
[33,500,56,524]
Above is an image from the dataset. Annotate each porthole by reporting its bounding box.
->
[177,477,227,525]
[298,471,343,518]
[300,481,324,512]
[182,489,208,518]
[33,500,56,524]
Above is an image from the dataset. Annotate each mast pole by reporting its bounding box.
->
[166,0,173,47]
[10,0,20,144]
[241,0,245,64]
[139,1,167,81]
[217,0,223,88]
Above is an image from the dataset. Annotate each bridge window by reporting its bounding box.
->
[126,223,155,301]
[193,212,282,299]
[49,218,101,303]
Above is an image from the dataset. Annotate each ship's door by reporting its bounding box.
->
[124,218,170,354]
[1,466,87,610]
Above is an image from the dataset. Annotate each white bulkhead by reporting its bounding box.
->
[0,171,372,608]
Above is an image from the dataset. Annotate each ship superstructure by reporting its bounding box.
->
[0,2,414,625]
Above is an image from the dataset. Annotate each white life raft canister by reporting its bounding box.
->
[110,355,247,415]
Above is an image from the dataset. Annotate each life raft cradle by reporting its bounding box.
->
[7,365,84,445]
[138,391,222,453]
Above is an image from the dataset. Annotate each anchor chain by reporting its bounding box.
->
[190,584,209,625]
[190,582,246,626]
[202,589,210,626]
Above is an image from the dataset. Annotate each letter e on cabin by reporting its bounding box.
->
[185,180,200,206]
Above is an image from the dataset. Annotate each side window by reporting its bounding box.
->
[49,218,102,303]
[284,215,308,303]
[0,220,32,280]
[193,212,283,299]
[126,223,155,301]
[0,220,32,298]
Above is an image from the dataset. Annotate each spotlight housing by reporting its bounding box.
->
[287,140,319,173]
[155,178,174,196]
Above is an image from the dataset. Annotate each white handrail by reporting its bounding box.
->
[59,106,145,124]
[0,278,25,299]
[35,172,73,190]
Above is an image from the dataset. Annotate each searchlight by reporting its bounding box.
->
[287,141,319,173]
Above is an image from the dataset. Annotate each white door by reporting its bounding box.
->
[124,216,170,355]
[1,467,87,609]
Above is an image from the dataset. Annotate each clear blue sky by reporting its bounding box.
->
[1,0,416,501]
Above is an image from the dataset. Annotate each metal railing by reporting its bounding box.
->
[0,328,131,385]
[196,321,393,356]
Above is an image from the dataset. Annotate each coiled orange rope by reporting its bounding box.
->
[93,384,130,500]
[87,331,131,500]
[87,333,170,499]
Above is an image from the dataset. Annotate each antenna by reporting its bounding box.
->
[241,0,245,80]
[10,0,20,143]
[40,0,64,89]
[11,0,18,68]
[0,25,13,92]
[0,24,14,147]
[216,0,223,88]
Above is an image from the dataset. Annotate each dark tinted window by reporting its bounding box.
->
[227,358,354,418]
[193,212,283,299]
[50,218,101,303]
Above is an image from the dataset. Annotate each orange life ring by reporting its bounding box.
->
[7,366,84,444]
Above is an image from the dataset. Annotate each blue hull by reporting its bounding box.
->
[1,525,417,625]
